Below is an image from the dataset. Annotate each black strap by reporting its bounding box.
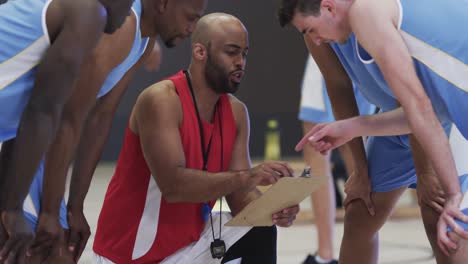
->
[185,70,216,170]
[184,70,225,243]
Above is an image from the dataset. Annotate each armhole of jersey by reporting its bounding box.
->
[41,0,54,45]
[396,0,403,31]
[355,0,403,65]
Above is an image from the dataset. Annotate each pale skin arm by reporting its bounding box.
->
[350,0,468,253]
[350,0,460,199]
[307,108,410,152]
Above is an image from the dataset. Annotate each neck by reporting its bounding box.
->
[140,0,155,37]
[187,65,221,122]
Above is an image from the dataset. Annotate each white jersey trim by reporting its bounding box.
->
[132,176,162,260]
[355,0,403,65]
[401,31,468,93]
[41,0,54,45]
[0,37,49,91]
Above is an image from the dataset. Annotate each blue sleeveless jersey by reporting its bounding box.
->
[97,0,149,97]
[332,0,468,139]
[0,0,52,142]
[20,0,149,229]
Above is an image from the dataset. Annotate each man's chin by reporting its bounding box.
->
[164,40,176,48]
[227,83,240,94]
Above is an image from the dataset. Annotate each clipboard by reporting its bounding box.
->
[225,173,327,227]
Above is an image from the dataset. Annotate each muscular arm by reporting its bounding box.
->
[224,98,261,216]
[304,38,368,178]
[67,39,155,211]
[350,0,460,196]
[40,19,137,216]
[135,83,252,203]
[1,0,107,210]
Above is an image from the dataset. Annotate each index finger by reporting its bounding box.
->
[295,124,325,151]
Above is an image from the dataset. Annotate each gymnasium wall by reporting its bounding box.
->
[102,1,309,161]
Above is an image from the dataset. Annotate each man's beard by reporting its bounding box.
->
[204,54,239,94]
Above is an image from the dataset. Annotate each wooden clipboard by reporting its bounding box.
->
[225,176,327,226]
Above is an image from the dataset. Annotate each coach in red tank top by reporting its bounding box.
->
[93,13,299,264]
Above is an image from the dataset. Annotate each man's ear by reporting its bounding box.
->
[192,43,207,60]
[321,0,337,16]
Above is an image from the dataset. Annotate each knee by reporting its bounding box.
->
[343,202,379,239]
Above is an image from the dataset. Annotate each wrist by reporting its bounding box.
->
[446,192,463,200]
[350,116,368,138]
[67,200,84,212]
[1,196,24,211]
[238,170,252,189]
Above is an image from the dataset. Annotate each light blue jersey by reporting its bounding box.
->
[14,0,149,229]
[327,0,468,191]
[351,0,468,139]
[326,0,468,229]
[0,0,52,142]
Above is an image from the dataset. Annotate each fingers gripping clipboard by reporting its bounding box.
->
[225,168,327,227]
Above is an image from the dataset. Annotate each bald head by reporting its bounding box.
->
[191,13,247,46]
[188,13,248,95]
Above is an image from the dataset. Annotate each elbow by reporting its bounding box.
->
[157,177,185,203]
[163,193,183,203]
[404,93,434,117]
[161,188,184,203]
[23,96,64,132]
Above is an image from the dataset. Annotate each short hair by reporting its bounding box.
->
[277,0,322,27]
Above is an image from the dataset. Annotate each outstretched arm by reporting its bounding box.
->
[303,107,410,154]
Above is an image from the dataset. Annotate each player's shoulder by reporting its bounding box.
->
[349,0,396,25]
[227,94,249,126]
[138,80,178,106]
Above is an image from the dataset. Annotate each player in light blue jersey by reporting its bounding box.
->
[0,0,137,262]
[279,0,468,263]
[0,0,208,262]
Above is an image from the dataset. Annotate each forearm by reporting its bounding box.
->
[226,188,261,216]
[41,119,83,215]
[326,84,368,178]
[161,168,250,203]
[1,23,101,211]
[351,108,410,137]
[2,109,61,210]
[406,103,460,196]
[67,112,114,210]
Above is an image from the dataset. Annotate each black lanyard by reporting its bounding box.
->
[184,70,220,170]
[184,70,225,258]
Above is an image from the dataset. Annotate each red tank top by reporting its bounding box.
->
[93,70,237,263]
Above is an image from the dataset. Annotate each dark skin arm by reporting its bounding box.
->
[225,97,299,227]
[28,15,138,260]
[296,37,374,215]
[65,39,155,262]
[0,0,108,262]
[133,82,292,203]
